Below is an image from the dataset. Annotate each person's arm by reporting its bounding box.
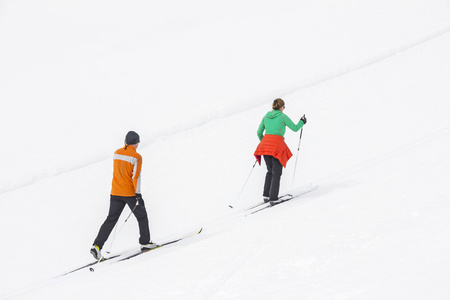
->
[257,117,266,141]
[283,113,305,132]
[133,155,142,194]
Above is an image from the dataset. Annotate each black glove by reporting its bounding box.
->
[136,193,143,205]
[301,115,307,125]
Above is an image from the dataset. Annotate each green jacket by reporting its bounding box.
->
[257,110,304,141]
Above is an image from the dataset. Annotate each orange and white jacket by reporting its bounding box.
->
[111,145,142,197]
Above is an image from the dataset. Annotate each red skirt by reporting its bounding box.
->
[254,134,292,168]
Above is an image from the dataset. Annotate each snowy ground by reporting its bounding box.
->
[1,1,450,299]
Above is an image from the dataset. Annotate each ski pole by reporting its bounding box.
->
[229,160,258,208]
[105,201,139,254]
[291,118,305,192]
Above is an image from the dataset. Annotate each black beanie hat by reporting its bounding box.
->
[125,131,140,145]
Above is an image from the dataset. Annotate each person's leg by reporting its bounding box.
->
[93,196,126,249]
[263,155,273,198]
[269,157,283,200]
[125,197,151,245]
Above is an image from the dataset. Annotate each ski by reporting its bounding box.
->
[61,228,202,276]
[117,227,203,262]
[250,185,318,214]
[235,193,293,212]
[61,254,121,276]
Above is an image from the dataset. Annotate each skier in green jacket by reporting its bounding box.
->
[254,98,307,203]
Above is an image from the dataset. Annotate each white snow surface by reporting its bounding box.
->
[1,0,450,299]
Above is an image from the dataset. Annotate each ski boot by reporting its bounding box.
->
[90,245,101,260]
[140,242,158,251]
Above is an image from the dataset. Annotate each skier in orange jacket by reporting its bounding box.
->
[90,131,156,260]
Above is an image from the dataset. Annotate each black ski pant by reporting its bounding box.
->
[93,195,150,249]
[263,155,283,201]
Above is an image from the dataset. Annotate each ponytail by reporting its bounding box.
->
[272,98,285,110]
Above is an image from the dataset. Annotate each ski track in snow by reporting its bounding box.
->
[1,25,449,197]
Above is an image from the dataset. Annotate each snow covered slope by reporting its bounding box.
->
[1,1,450,299]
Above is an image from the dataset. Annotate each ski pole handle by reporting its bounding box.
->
[300,114,307,125]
